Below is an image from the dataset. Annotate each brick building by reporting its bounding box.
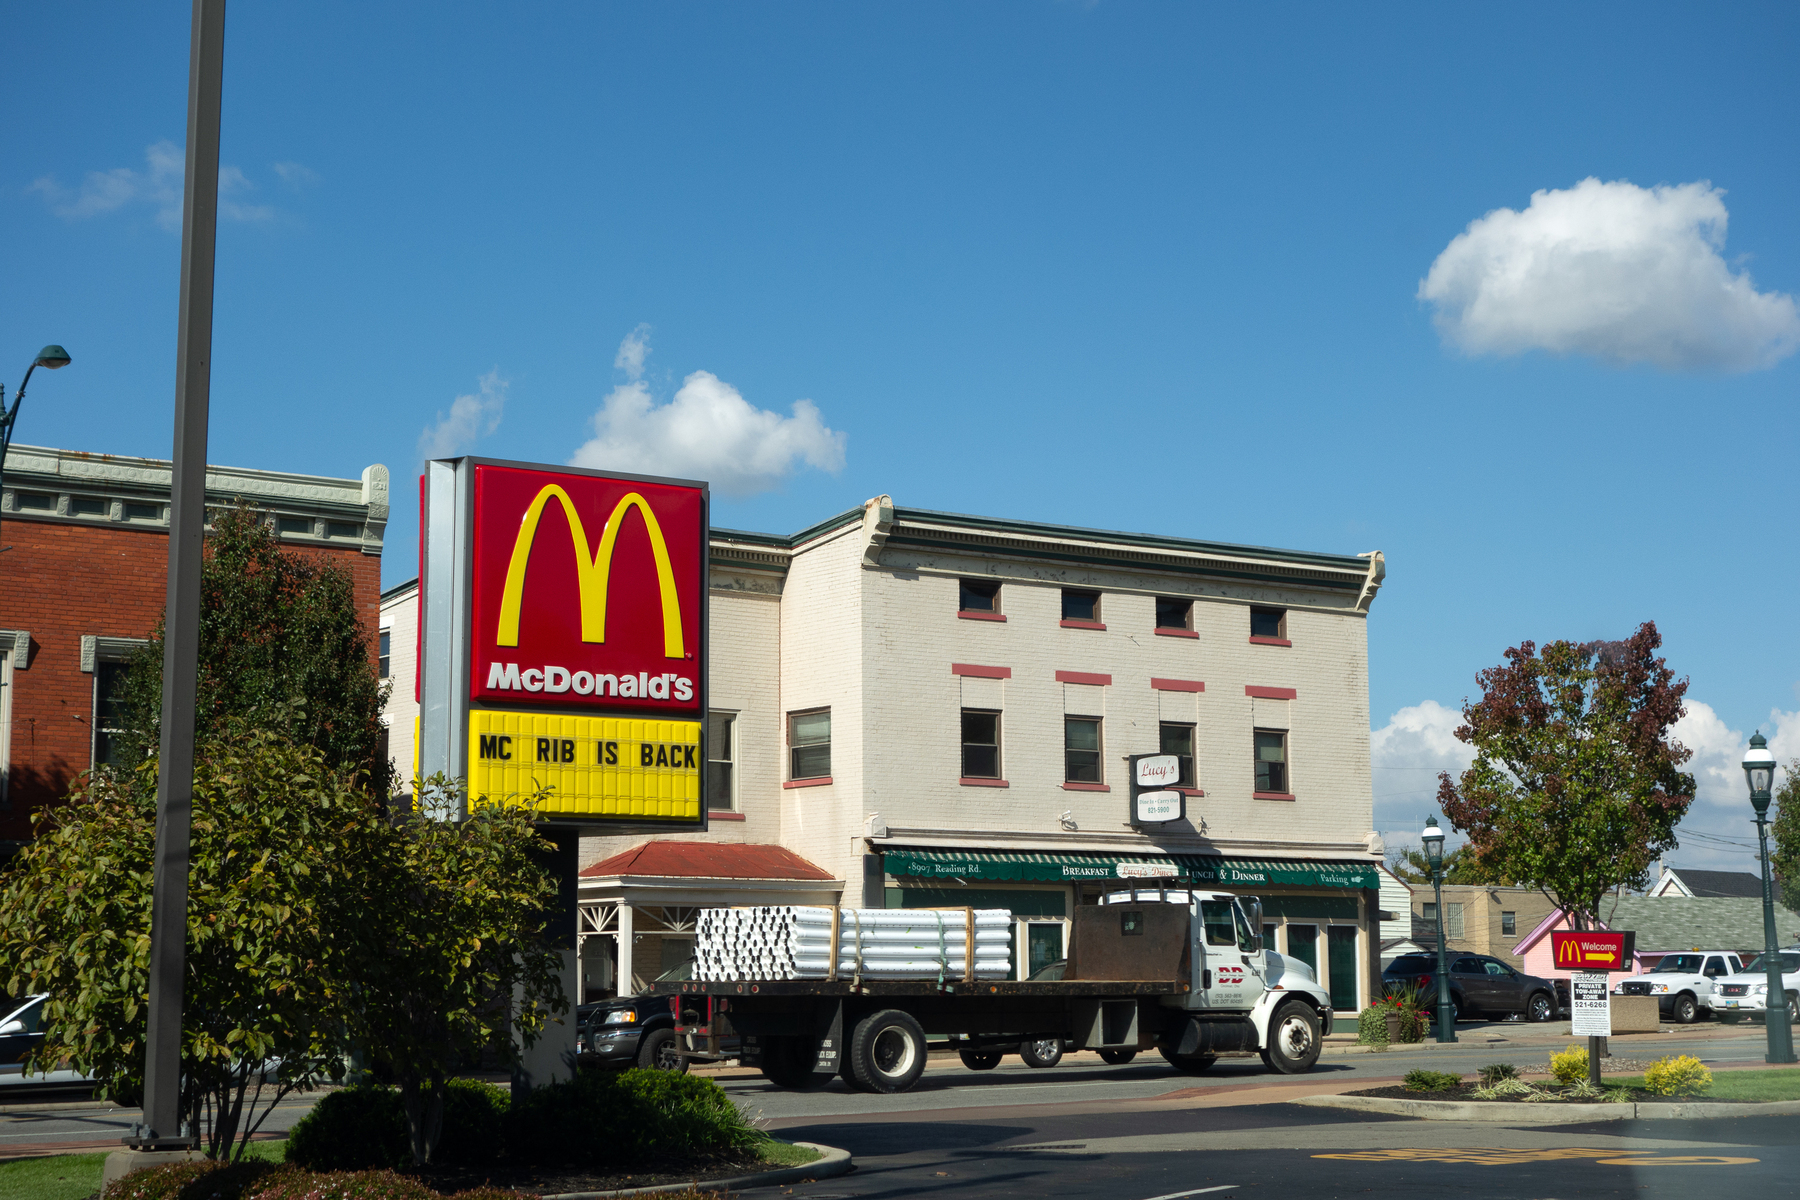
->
[386,492,1391,1008]
[0,444,388,850]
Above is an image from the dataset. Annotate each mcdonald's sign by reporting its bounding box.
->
[469,464,705,714]
[1550,930,1634,973]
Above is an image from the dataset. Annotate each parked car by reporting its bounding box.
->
[1382,953,1559,1023]
[578,958,724,1072]
[1613,951,1744,1023]
[0,995,93,1089]
[1711,949,1800,1025]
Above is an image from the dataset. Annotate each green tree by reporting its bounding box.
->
[1386,843,1516,886]
[1437,621,1695,929]
[349,775,567,1166]
[117,503,391,796]
[0,719,379,1159]
[1772,759,1800,911]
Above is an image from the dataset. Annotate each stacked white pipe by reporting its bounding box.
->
[694,906,1013,981]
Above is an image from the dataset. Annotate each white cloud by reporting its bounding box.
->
[1371,700,1477,852]
[418,370,508,461]
[30,141,279,230]
[570,329,847,497]
[1419,178,1800,372]
[272,161,319,188]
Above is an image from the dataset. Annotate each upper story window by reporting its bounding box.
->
[124,502,161,522]
[961,710,1001,779]
[789,709,831,780]
[708,711,736,810]
[94,661,134,769]
[327,520,361,539]
[1065,717,1102,783]
[1159,721,1195,787]
[1254,729,1288,794]
[16,491,55,511]
[1249,607,1289,644]
[276,517,312,536]
[1501,911,1516,936]
[69,496,107,517]
[1061,589,1102,627]
[959,579,1001,616]
[1155,598,1193,631]
[378,631,391,679]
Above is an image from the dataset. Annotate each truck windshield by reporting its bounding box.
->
[1742,952,1800,975]
[1199,901,1236,947]
[1648,955,1703,973]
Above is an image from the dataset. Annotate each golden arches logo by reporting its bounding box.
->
[495,485,685,657]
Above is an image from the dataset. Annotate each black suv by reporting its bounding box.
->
[1383,953,1560,1023]
[578,959,710,1072]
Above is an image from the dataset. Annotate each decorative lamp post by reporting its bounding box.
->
[0,345,73,549]
[1422,816,1456,1043]
[1743,732,1797,1064]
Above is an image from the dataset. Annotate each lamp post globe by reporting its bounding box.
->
[1744,732,1796,1063]
[1422,816,1456,1043]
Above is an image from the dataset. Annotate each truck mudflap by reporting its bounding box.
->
[1172,1017,1259,1056]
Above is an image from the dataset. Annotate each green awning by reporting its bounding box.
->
[881,847,1378,890]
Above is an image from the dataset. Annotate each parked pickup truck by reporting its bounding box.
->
[1613,951,1744,1023]
[1712,949,1800,1025]
[653,889,1334,1093]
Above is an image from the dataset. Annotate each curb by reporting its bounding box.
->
[541,1143,851,1199]
[1296,1094,1800,1123]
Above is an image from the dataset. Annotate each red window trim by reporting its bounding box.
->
[1061,781,1111,792]
[707,810,746,820]
[1151,677,1205,693]
[1155,627,1199,638]
[958,611,1008,622]
[1055,670,1113,686]
[1253,791,1296,801]
[952,663,1012,679]
[959,777,1010,788]
[1245,685,1297,699]
[783,776,833,789]
[1174,787,1205,797]
[1059,619,1107,631]
[1249,635,1293,647]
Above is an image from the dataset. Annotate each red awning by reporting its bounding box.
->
[580,841,835,881]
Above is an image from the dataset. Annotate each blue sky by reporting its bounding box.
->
[5,2,1797,870]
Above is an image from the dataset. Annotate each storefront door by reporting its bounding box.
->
[1287,924,1318,973]
[1326,926,1359,1011]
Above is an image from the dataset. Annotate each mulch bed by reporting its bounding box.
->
[399,1150,791,1196]
[1343,1082,1746,1104]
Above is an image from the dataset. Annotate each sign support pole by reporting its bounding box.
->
[135,0,225,1151]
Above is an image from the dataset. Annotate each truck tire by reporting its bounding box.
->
[1019,1039,1064,1069]
[847,1009,928,1093]
[1671,993,1698,1024]
[1527,992,1555,1023]
[1098,1049,1138,1065]
[1262,1002,1321,1075]
[1157,1046,1217,1074]
[760,1036,824,1089]
[958,1050,1003,1071]
[637,1027,689,1073]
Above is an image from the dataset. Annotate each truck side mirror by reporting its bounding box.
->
[1241,897,1263,951]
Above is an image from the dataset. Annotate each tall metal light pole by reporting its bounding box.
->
[131,0,226,1152]
[0,345,73,551]
[1422,817,1456,1043]
[1743,732,1797,1064]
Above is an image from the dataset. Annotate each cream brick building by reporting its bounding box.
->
[384,496,1389,1009]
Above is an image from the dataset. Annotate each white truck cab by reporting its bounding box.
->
[1613,950,1743,1023]
[1712,948,1800,1025]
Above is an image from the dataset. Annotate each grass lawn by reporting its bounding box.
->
[1606,1068,1800,1102]
[0,1151,107,1200]
[757,1138,823,1167]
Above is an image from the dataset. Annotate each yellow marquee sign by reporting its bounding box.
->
[467,709,701,821]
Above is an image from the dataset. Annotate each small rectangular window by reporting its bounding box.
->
[277,517,312,535]
[789,709,830,780]
[1250,607,1286,639]
[1155,597,1192,630]
[1158,722,1195,787]
[1422,903,1437,921]
[70,496,108,516]
[1061,590,1100,622]
[708,712,736,809]
[1254,729,1287,793]
[961,710,1000,779]
[1064,716,1101,783]
[94,660,134,768]
[124,502,161,521]
[326,520,361,539]
[959,579,1000,613]
[378,631,391,679]
[16,491,55,511]
[1501,911,1516,936]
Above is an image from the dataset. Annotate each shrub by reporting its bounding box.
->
[1550,1044,1589,1085]
[1478,1063,1518,1087]
[1355,1006,1392,1046]
[438,1078,510,1166]
[1401,1069,1463,1092]
[285,1086,410,1171]
[247,1169,440,1200]
[103,1161,282,1200]
[1643,1054,1713,1097]
[508,1068,762,1168]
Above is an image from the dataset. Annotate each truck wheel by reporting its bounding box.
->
[637,1027,689,1073]
[1263,1003,1321,1075]
[1671,993,1698,1024]
[1527,992,1555,1023]
[1019,1039,1064,1069]
[760,1036,824,1089]
[958,1050,1003,1071]
[1157,1046,1217,1074]
[1098,1049,1138,1065]
[847,1010,928,1093]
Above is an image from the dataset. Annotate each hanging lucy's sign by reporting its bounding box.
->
[470,465,704,714]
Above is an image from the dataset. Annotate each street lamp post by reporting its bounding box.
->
[1743,732,1797,1064]
[0,345,73,550]
[1422,817,1456,1043]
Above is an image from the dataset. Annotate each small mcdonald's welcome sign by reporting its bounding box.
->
[1550,930,1635,972]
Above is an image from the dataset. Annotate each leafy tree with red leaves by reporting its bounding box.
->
[1437,621,1694,929]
